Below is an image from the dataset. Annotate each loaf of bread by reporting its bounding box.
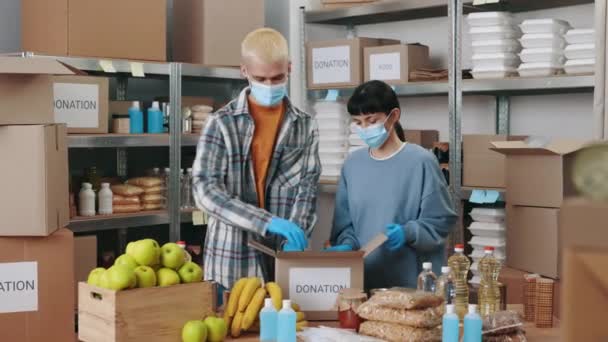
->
[111,184,145,197]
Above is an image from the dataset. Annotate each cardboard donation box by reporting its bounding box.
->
[0,124,69,236]
[249,235,386,320]
[364,44,430,84]
[307,38,400,89]
[463,135,527,189]
[74,235,97,307]
[52,76,109,133]
[405,130,439,149]
[0,57,75,125]
[173,0,265,66]
[78,281,216,342]
[0,228,75,342]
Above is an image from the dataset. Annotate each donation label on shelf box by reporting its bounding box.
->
[0,262,38,314]
[312,45,352,84]
[370,52,401,81]
[53,82,100,128]
[289,267,351,311]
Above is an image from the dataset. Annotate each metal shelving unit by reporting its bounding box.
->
[68,210,195,233]
[68,134,200,148]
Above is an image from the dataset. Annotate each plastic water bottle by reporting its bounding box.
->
[435,266,455,304]
[448,243,471,319]
[98,183,113,215]
[442,304,459,342]
[277,299,296,342]
[182,168,194,209]
[78,183,96,217]
[128,101,143,134]
[260,298,278,342]
[464,304,482,342]
[162,167,170,209]
[147,101,164,133]
[417,262,437,292]
[478,246,502,317]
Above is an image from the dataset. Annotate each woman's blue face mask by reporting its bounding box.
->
[355,112,393,149]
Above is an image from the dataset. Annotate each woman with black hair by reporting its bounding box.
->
[327,80,458,290]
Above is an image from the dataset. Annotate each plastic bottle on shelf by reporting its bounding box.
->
[129,101,144,134]
[179,168,185,209]
[176,241,192,263]
[79,183,96,217]
[147,101,164,134]
[98,183,113,215]
[435,266,455,304]
[463,304,482,342]
[442,304,460,342]
[417,262,437,292]
[151,167,161,178]
[260,298,278,342]
[448,243,471,319]
[277,299,296,342]
[181,168,194,209]
[162,167,170,209]
[478,246,502,317]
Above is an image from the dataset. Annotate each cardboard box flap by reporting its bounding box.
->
[0,57,75,75]
[578,249,608,288]
[491,140,587,156]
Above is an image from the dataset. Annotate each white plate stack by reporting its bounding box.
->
[348,124,366,154]
[564,29,595,75]
[314,101,349,178]
[468,12,522,79]
[468,208,506,284]
[518,19,571,77]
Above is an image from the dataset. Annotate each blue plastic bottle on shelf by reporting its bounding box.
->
[260,298,278,342]
[128,101,143,134]
[147,101,164,133]
[442,304,459,342]
[464,304,482,342]
[277,299,296,342]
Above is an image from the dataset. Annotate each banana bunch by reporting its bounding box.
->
[224,277,309,338]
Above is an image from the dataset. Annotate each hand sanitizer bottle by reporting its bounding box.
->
[442,304,459,342]
[464,304,482,342]
[277,299,296,342]
[260,298,278,341]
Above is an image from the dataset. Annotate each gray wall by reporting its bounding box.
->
[0,0,20,53]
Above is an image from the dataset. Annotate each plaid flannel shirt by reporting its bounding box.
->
[192,87,321,289]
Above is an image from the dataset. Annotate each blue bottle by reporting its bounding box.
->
[260,298,278,342]
[147,101,164,133]
[463,304,482,342]
[442,304,459,342]
[128,101,143,134]
[277,299,296,342]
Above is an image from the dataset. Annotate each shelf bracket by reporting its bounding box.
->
[496,95,510,135]
[169,63,183,242]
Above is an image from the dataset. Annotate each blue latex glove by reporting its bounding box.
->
[323,244,353,252]
[267,217,307,251]
[282,242,302,252]
[385,223,406,251]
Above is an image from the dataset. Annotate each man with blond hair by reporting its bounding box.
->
[192,28,321,289]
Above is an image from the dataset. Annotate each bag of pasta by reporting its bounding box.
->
[359,321,441,342]
[372,288,444,310]
[357,299,443,328]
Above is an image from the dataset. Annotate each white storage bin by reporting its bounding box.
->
[468,222,506,238]
[472,39,521,54]
[470,26,520,41]
[472,52,520,68]
[472,65,518,79]
[565,58,595,75]
[319,136,348,149]
[520,47,565,64]
[565,29,594,44]
[467,12,513,27]
[520,19,570,34]
[520,33,566,49]
[564,44,595,60]
[470,208,505,223]
[317,117,349,130]
[471,248,506,261]
[518,62,564,77]
[470,236,506,249]
[320,147,348,160]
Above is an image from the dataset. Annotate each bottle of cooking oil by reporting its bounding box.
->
[478,246,502,317]
[448,243,470,319]
[435,266,455,304]
[417,262,437,292]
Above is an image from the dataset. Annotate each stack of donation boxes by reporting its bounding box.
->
[468,208,506,285]
[0,58,74,342]
[314,101,350,178]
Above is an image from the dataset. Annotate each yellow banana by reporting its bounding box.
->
[237,277,262,312]
[296,311,306,322]
[231,311,244,337]
[227,277,248,317]
[292,302,301,312]
[242,288,267,330]
[247,320,260,333]
[296,320,308,332]
[223,310,232,333]
[265,282,283,310]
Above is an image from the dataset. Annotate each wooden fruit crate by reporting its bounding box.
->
[78,281,216,342]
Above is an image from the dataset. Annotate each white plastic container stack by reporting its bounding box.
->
[518,19,571,77]
[564,28,595,75]
[468,12,521,79]
[314,101,349,178]
[468,208,506,284]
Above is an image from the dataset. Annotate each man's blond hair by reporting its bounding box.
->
[241,28,289,63]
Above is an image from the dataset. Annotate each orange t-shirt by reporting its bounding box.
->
[248,97,285,208]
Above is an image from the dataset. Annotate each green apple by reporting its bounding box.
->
[204,316,227,342]
[178,262,203,284]
[156,268,180,287]
[87,268,106,287]
[106,264,136,291]
[98,270,111,289]
[126,241,135,255]
[129,239,161,266]
[134,266,157,288]
[182,320,208,342]
[161,242,186,269]
[115,254,138,270]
